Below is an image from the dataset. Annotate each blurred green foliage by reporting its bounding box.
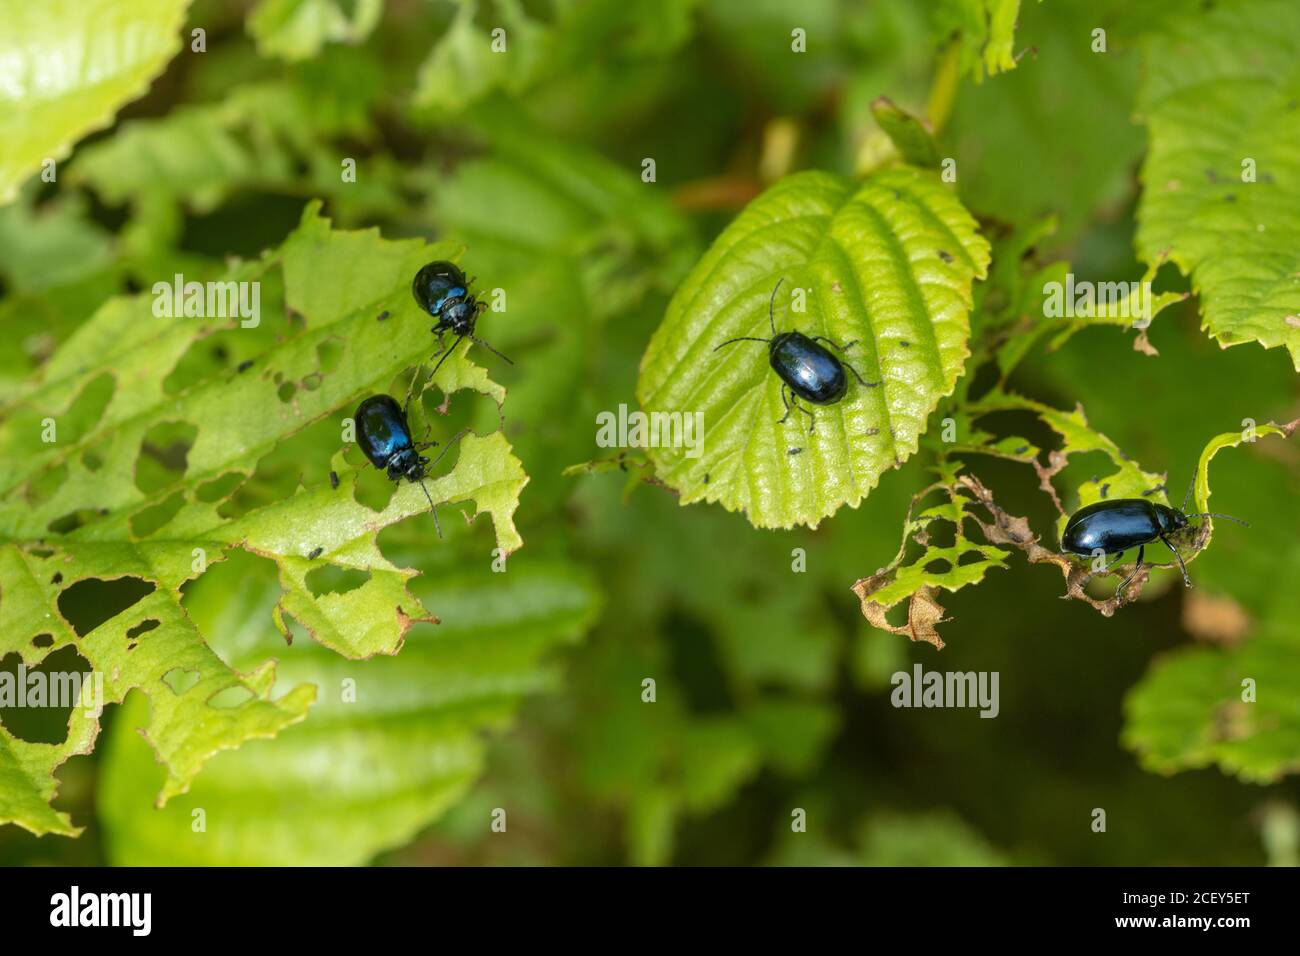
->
[1,0,1298,866]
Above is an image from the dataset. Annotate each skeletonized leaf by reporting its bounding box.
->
[0,203,528,830]
[99,556,600,865]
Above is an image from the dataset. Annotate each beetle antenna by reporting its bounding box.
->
[416,478,442,539]
[402,363,428,420]
[429,334,466,378]
[1186,512,1249,526]
[412,429,471,540]
[426,428,471,472]
[714,336,770,351]
[470,334,513,365]
[768,278,784,337]
[1179,474,1195,513]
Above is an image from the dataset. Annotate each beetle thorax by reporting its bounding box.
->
[1153,503,1188,534]
[440,298,478,335]
[386,449,424,482]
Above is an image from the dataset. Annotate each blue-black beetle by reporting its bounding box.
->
[354,393,467,538]
[1060,484,1247,597]
[714,278,878,432]
[411,260,512,377]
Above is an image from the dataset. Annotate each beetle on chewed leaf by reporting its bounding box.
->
[714,278,878,433]
[1060,482,1247,599]
[354,393,468,539]
[411,260,512,377]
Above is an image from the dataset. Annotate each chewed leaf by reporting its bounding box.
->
[1136,0,1300,369]
[0,0,192,204]
[0,203,529,830]
[637,167,990,529]
[851,465,1011,650]
[99,558,601,865]
[1124,417,1299,785]
[855,392,1207,648]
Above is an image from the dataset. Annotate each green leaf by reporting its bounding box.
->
[767,808,1007,866]
[947,0,1145,244]
[413,0,699,115]
[69,79,397,218]
[1123,423,1300,783]
[858,810,1007,865]
[851,463,1011,650]
[430,108,696,507]
[870,96,941,168]
[1123,421,1294,780]
[0,0,192,205]
[0,203,528,833]
[854,386,1179,648]
[637,167,990,529]
[1136,0,1300,369]
[99,554,600,865]
[413,0,551,114]
[248,0,383,61]
[932,0,1024,82]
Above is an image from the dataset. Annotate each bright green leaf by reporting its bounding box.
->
[0,202,528,832]
[99,555,599,865]
[0,0,192,205]
[637,167,990,529]
[1136,0,1300,369]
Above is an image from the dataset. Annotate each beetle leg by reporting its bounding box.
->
[1160,533,1193,587]
[839,358,880,388]
[797,398,817,434]
[777,384,793,425]
[402,363,428,420]
[1117,544,1145,598]
[429,334,467,378]
[811,336,858,352]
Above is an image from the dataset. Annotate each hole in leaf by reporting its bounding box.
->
[63,372,115,437]
[47,509,101,534]
[923,558,952,575]
[0,647,93,745]
[162,328,250,394]
[162,668,200,695]
[32,634,53,649]
[216,420,336,519]
[50,572,63,585]
[57,577,155,636]
[304,565,371,597]
[24,463,68,507]
[197,471,245,503]
[316,337,343,373]
[277,381,297,403]
[131,490,186,538]
[957,550,987,567]
[207,685,254,709]
[352,464,396,513]
[28,547,54,559]
[135,420,199,494]
[126,618,160,640]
